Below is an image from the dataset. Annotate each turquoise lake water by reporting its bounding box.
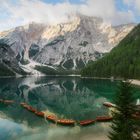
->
[0,77,140,140]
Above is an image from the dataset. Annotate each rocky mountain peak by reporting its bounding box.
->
[0,15,136,74]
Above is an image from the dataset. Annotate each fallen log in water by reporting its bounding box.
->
[20,102,26,106]
[79,120,95,126]
[4,100,14,104]
[57,119,75,126]
[103,102,116,108]
[46,115,57,123]
[21,103,30,109]
[96,116,113,122]
[20,103,40,114]
[19,102,112,125]
[20,103,35,112]
[0,99,14,104]
[35,111,44,117]
[26,106,37,113]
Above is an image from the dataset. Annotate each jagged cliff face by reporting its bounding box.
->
[0,15,135,73]
[0,42,27,76]
[0,23,46,60]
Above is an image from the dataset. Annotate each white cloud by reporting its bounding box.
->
[135,0,140,12]
[79,0,134,25]
[0,0,136,31]
[123,0,140,13]
[123,0,133,5]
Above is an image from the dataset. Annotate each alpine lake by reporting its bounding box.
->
[0,76,140,140]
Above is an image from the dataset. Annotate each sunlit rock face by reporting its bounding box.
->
[0,23,46,60]
[0,15,135,71]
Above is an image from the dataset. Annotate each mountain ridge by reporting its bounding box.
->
[0,15,136,76]
[81,24,140,79]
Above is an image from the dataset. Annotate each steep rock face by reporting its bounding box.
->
[33,16,134,69]
[0,23,46,60]
[0,15,135,72]
[0,41,27,76]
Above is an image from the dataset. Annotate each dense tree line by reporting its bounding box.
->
[0,63,15,76]
[81,24,140,79]
[109,81,140,140]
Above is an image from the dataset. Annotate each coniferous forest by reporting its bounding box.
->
[81,24,140,79]
[109,81,140,140]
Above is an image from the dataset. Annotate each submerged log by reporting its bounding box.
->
[4,100,14,104]
[103,102,116,108]
[27,106,37,113]
[79,120,95,126]
[21,103,29,109]
[21,103,36,113]
[46,115,57,122]
[21,103,43,117]
[20,102,27,106]
[96,116,113,122]
[0,99,14,104]
[35,111,44,117]
[57,119,75,126]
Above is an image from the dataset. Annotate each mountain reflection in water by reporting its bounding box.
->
[0,77,139,140]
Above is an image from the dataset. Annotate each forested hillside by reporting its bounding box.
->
[81,24,140,79]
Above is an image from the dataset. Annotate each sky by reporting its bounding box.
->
[0,0,140,31]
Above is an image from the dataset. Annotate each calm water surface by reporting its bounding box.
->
[0,77,140,140]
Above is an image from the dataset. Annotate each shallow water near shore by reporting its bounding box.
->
[0,77,140,140]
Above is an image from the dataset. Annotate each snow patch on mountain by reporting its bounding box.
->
[0,15,135,73]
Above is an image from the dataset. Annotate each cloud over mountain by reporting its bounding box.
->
[0,0,137,31]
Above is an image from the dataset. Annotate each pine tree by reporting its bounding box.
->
[133,105,140,140]
[109,81,136,140]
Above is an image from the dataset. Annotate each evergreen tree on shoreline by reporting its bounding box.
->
[109,81,136,140]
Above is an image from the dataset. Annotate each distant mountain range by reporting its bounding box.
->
[0,15,135,76]
[81,24,140,79]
